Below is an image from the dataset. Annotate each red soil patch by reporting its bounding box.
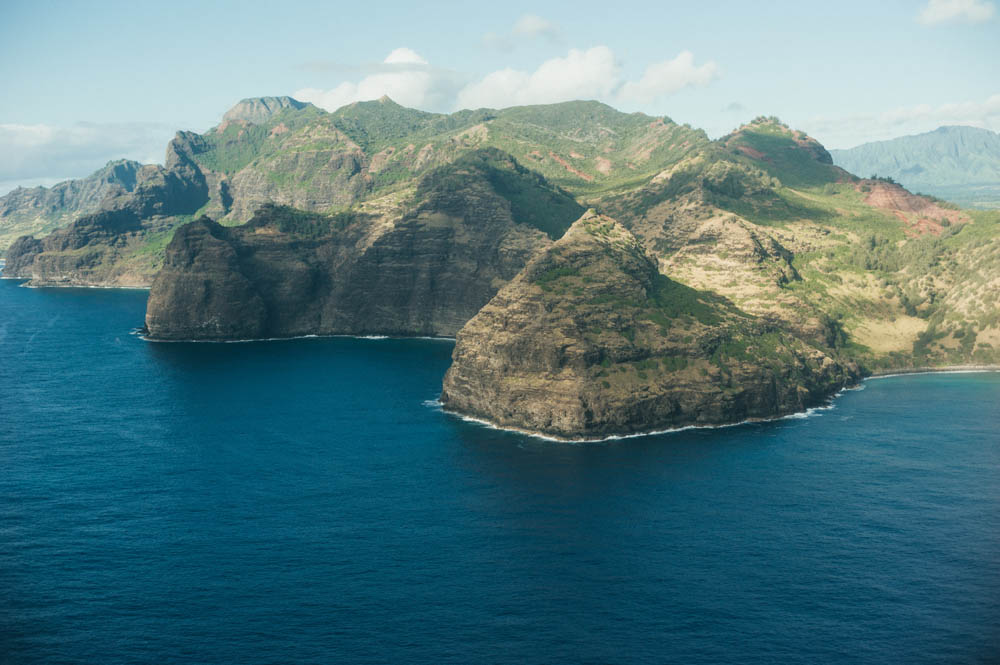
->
[861,181,968,236]
[549,152,594,182]
[269,123,289,137]
[369,147,396,172]
[735,145,769,161]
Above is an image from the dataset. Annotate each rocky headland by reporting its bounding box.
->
[441,212,859,439]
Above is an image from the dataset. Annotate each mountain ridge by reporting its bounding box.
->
[831,125,1000,209]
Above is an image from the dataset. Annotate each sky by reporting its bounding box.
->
[1,0,998,194]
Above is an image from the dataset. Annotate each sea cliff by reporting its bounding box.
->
[441,212,859,439]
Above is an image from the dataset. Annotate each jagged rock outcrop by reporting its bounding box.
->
[221,96,310,126]
[441,212,858,439]
[144,151,584,339]
[4,133,214,285]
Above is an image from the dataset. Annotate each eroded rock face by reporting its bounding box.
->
[3,153,210,286]
[144,219,268,339]
[0,159,143,252]
[221,96,310,126]
[145,197,557,340]
[441,212,858,439]
[225,150,370,221]
[144,149,583,340]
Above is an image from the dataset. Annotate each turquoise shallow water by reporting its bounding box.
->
[1,278,999,664]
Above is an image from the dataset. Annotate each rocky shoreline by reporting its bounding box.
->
[440,212,860,440]
[867,365,1000,378]
[441,364,1000,441]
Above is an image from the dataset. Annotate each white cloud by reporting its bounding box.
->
[297,46,719,113]
[917,0,996,24]
[0,122,173,196]
[618,51,720,104]
[382,47,428,65]
[457,46,621,109]
[456,46,719,110]
[294,48,462,112]
[484,14,560,50]
[512,14,558,39]
[805,93,1000,148]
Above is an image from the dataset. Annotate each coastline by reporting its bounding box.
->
[866,365,1000,379]
[439,365,1000,443]
[435,382,863,444]
[140,331,457,344]
[1,275,151,290]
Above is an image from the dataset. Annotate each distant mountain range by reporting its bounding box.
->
[831,126,1000,209]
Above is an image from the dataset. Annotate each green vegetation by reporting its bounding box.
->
[247,204,356,238]
[195,105,326,174]
[648,275,727,326]
[535,266,580,289]
[416,148,584,239]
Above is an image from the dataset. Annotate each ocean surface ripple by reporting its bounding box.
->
[1,280,998,664]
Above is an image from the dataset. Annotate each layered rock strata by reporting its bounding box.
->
[441,212,858,439]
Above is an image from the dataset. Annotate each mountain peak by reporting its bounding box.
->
[221,96,310,126]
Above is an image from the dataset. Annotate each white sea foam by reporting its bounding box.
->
[866,368,999,380]
[16,281,149,291]
[142,332,456,344]
[432,385,856,443]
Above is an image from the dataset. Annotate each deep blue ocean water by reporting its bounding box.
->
[1,277,999,665]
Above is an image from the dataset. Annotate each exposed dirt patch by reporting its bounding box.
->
[861,181,968,236]
[369,147,396,173]
[735,145,768,161]
[268,123,289,137]
[569,152,584,159]
[414,144,434,170]
[594,157,612,175]
[549,152,594,181]
[217,119,247,134]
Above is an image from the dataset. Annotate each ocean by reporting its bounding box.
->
[1,278,998,664]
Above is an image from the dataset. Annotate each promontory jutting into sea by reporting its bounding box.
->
[3,4,1000,660]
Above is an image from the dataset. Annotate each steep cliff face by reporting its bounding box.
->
[144,150,584,339]
[142,218,268,338]
[441,212,857,439]
[0,159,143,252]
[3,134,214,286]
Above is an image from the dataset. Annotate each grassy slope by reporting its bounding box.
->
[603,117,1000,370]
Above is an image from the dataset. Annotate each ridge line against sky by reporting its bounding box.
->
[1,0,997,195]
